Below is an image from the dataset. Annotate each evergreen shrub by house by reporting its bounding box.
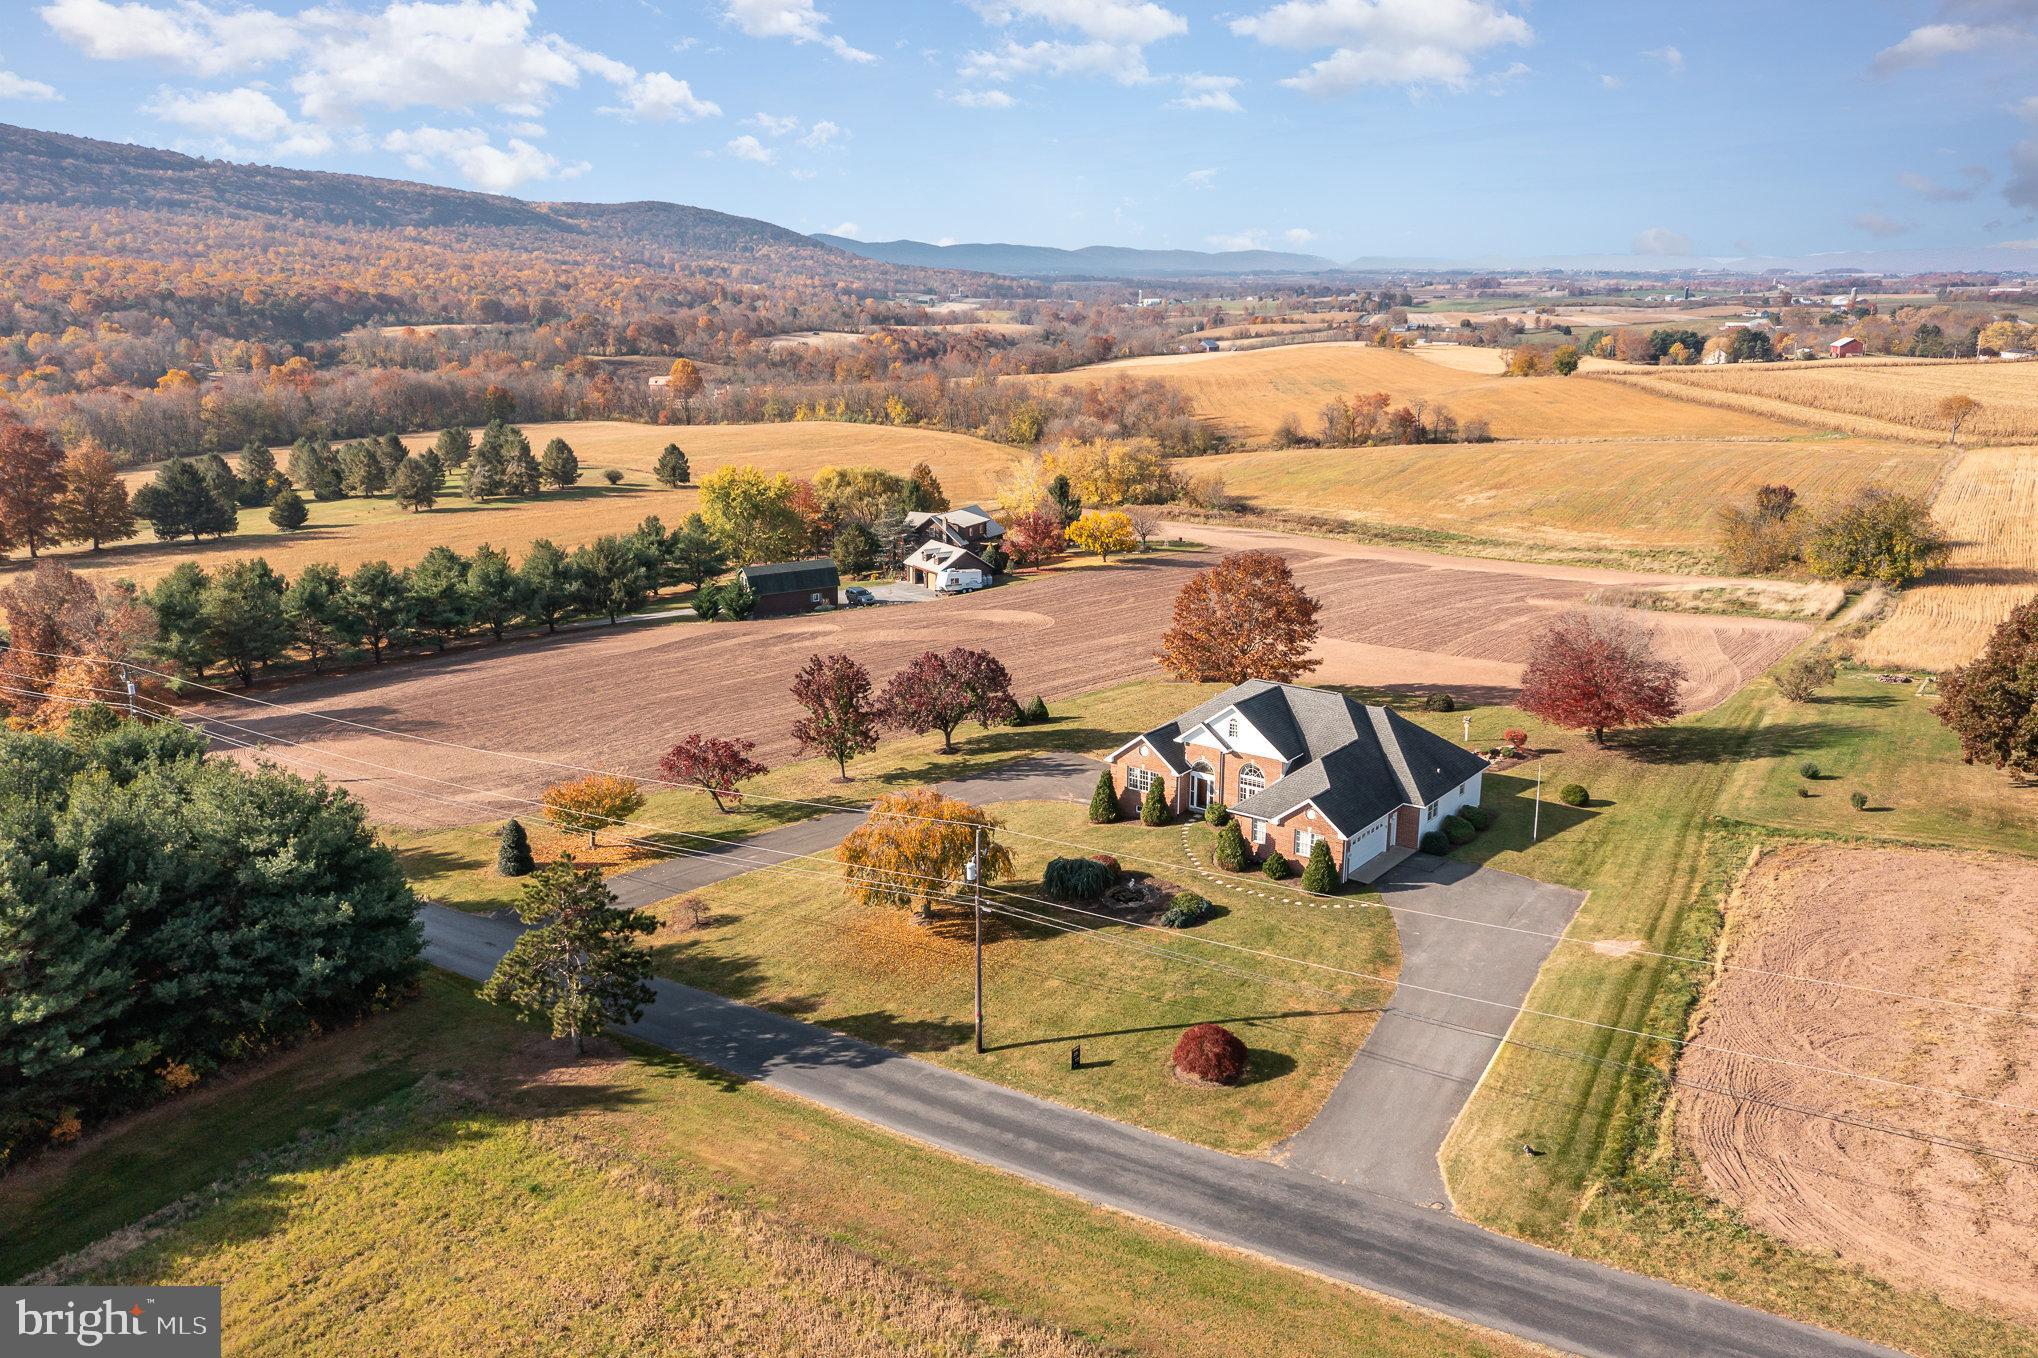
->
[1088,770,1121,824]
[1140,778,1170,826]
[1300,840,1338,894]
[1043,857,1115,902]
[1442,813,1477,846]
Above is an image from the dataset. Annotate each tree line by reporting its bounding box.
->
[1716,482,1950,585]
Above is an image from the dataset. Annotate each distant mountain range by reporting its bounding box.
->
[0,123,846,266]
[813,235,1342,278]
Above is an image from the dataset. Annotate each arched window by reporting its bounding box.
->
[1237,763,1266,799]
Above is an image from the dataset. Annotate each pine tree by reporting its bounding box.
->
[236,441,282,506]
[291,438,346,501]
[478,859,655,1054]
[131,459,223,542]
[517,539,573,632]
[283,561,357,671]
[496,818,534,876]
[434,425,473,469]
[539,438,580,491]
[465,544,524,640]
[267,488,309,530]
[392,457,438,512]
[1088,769,1121,823]
[1301,839,1338,895]
[344,560,410,662]
[199,559,290,685]
[405,546,470,652]
[654,443,690,487]
[1140,777,1170,826]
[1024,695,1049,723]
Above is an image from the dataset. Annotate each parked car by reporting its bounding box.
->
[843,586,876,607]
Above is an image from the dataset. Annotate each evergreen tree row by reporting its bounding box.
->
[143,513,732,684]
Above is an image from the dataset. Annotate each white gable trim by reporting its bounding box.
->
[1181,706,1290,764]
[1106,734,1186,775]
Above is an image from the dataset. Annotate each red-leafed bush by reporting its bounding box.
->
[1089,854,1120,873]
[1172,1023,1248,1085]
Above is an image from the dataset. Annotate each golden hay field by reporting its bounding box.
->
[1195,437,1947,556]
[1028,342,1804,442]
[1858,447,2038,671]
[1611,359,2038,445]
[48,421,1007,588]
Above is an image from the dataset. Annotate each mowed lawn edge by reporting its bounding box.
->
[2,975,1549,1358]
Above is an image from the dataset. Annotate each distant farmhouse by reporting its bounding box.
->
[898,505,1003,589]
[1108,682,1487,884]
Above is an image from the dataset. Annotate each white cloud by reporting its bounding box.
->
[40,0,299,76]
[721,0,872,63]
[1898,165,1992,201]
[826,219,859,236]
[1181,167,1216,187]
[1231,0,1533,97]
[291,1,584,123]
[1599,72,1620,89]
[946,87,1017,107]
[602,70,719,122]
[970,0,1186,46]
[0,65,60,100]
[2007,136,2038,211]
[1874,22,2008,73]
[145,84,333,154]
[1631,225,1693,256]
[1644,45,1683,74]
[382,124,584,192]
[751,111,800,135]
[1853,211,1913,238]
[1206,228,1267,251]
[724,132,774,162]
[1170,72,1242,111]
[935,235,957,246]
[800,118,844,146]
[1284,227,1317,244]
[961,38,1153,84]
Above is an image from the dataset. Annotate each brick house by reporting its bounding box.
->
[1106,681,1488,884]
[900,505,1004,557]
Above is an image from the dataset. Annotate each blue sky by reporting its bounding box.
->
[3,0,2035,260]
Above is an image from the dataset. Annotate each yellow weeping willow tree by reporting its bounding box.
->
[835,787,1013,921]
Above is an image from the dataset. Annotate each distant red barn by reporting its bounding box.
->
[1829,336,1864,357]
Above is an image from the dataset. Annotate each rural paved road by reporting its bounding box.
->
[602,753,1099,909]
[421,904,1898,1358]
[1277,857,1587,1205]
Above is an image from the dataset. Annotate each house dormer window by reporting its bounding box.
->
[1237,763,1265,799]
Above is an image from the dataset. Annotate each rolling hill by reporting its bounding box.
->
[813,234,1342,278]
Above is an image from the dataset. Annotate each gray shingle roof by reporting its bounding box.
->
[738,559,839,595]
[1130,681,1486,835]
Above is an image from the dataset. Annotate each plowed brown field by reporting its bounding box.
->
[194,527,1805,826]
[1679,844,2038,1322]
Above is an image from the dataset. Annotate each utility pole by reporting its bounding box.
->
[1532,761,1543,843]
[969,823,985,1055]
[1462,713,1471,745]
[120,664,137,719]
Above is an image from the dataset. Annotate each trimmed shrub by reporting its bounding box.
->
[1089,854,1120,874]
[496,817,534,876]
[1172,1023,1248,1085]
[603,468,624,485]
[1204,799,1230,827]
[1558,783,1589,808]
[1849,790,1869,810]
[1160,892,1213,928]
[1419,830,1451,855]
[1422,692,1456,712]
[1799,761,1820,779]
[1300,840,1338,894]
[1212,819,1249,872]
[1088,770,1121,824]
[1261,853,1290,881]
[1044,857,1116,902]
[1140,778,1170,827]
[1024,695,1049,723]
[1443,814,1476,846]
[1461,804,1497,831]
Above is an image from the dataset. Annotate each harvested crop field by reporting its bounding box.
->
[1025,342,1805,442]
[1196,436,1945,558]
[1859,447,2038,671]
[36,421,1008,589]
[1678,844,2038,1322]
[192,527,1805,827]
[1611,359,2038,445]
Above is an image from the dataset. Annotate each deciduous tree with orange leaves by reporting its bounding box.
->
[836,787,1012,922]
[0,418,68,559]
[542,774,646,848]
[1157,550,1322,685]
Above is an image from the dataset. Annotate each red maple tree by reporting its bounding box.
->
[1003,508,1065,568]
[1515,612,1685,745]
[657,733,769,812]
[879,647,1021,752]
[0,418,68,558]
[1156,550,1322,684]
[789,652,883,780]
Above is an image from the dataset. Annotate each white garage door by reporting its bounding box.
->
[1344,820,1388,878]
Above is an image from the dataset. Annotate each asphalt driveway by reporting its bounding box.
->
[1276,855,1586,1206]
